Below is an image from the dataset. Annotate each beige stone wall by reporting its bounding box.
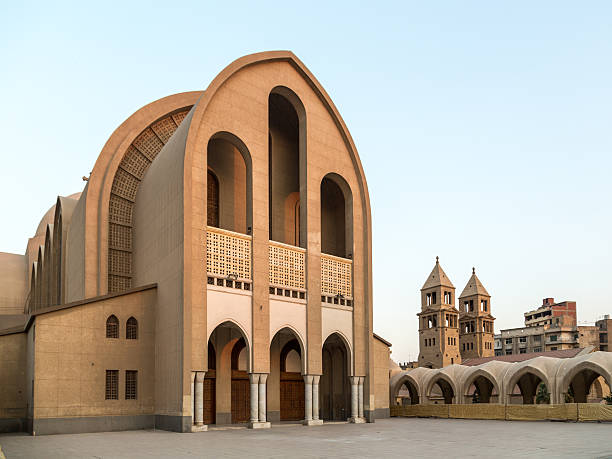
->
[373,337,390,412]
[32,288,156,419]
[133,111,192,417]
[0,332,27,419]
[0,253,27,315]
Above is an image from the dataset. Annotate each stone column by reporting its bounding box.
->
[303,375,313,423]
[195,372,205,426]
[258,374,267,422]
[191,371,207,431]
[312,375,320,421]
[349,376,360,423]
[249,373,259,423]
[358,376,364,419]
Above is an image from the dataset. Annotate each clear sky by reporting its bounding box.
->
[1,1,611,362]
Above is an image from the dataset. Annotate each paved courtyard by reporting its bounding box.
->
[1,418,611,458]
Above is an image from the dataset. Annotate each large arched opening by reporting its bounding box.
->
[268,87,306,247]
[563,363,612,404]
[394,376,420,406]
[268,328,305,422]
[508,369,550,405]
[427,376,455,404]
[206,132,252,234]
[320,174,353,259]
[463,372,499,404]
[206,321,251,424]
[320,333,350,421]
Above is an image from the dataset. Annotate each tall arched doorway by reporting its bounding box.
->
[320,333,350,421]
[268,328,304,422]
[207,321,250,424]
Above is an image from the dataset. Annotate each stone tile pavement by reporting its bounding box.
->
[1,418,611,458]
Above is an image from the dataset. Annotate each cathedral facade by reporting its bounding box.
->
[0,51,390,435]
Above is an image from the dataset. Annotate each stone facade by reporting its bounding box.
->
[0,51,390,435]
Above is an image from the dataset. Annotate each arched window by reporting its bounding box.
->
[106,315,119,338]
[126,317,138,339]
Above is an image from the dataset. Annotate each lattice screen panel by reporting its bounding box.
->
[269,242,305,289]
[206,227,252,280]
[107,108,191,293]
[321,254,353,298]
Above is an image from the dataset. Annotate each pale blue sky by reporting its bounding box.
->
[1,1,611,361]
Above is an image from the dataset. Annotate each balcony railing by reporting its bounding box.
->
[206,226,252,288]
[269,241,306,299]
[321,253,352,305]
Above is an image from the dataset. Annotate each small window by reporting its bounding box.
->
[106,315,119,339]
[125,370,137,400]
[126,317,138,340]
[106,370,119,400]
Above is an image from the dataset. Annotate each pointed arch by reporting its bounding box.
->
[106,314,119,338]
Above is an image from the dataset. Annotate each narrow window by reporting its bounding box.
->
[105,370,119,400]
[207,169,219,227]
[426,293,432,306]
[125,370,137,400]
[469,300,474,312]
[106,315,119,339]
[432,292,437,305]
[126,317,138,340]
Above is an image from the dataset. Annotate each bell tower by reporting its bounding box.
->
[417,257,461,369]
[459,267,495,360]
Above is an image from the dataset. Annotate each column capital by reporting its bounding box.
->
[312,375,320,385]
[259,373,268,384]
[195,371,206,383]
[249,373,260,384]
[303,374,314,384]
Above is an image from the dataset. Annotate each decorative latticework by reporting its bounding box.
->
[206,226,252,280]
[321,253,353,298]
[108,108,191,293]
[269,241,305,289]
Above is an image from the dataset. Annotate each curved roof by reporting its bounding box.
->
[35,192,81,236]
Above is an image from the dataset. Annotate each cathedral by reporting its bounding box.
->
[417,258,495,368]
[0,51,391,435]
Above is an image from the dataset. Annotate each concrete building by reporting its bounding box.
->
[0,51,391,435]
[495,298,609,356]
[596,315,612,352]
[417,258,461,369]
[458,268,495,360]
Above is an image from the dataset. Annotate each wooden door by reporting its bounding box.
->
[280,373,305,421]
[203,373,216,425]
[231,376,250,423]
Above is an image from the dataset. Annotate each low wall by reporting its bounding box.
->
[390,404,612,422]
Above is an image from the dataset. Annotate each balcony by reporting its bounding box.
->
[321,253,353,307]
[269,241,306,300]
[206,226,252,291]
